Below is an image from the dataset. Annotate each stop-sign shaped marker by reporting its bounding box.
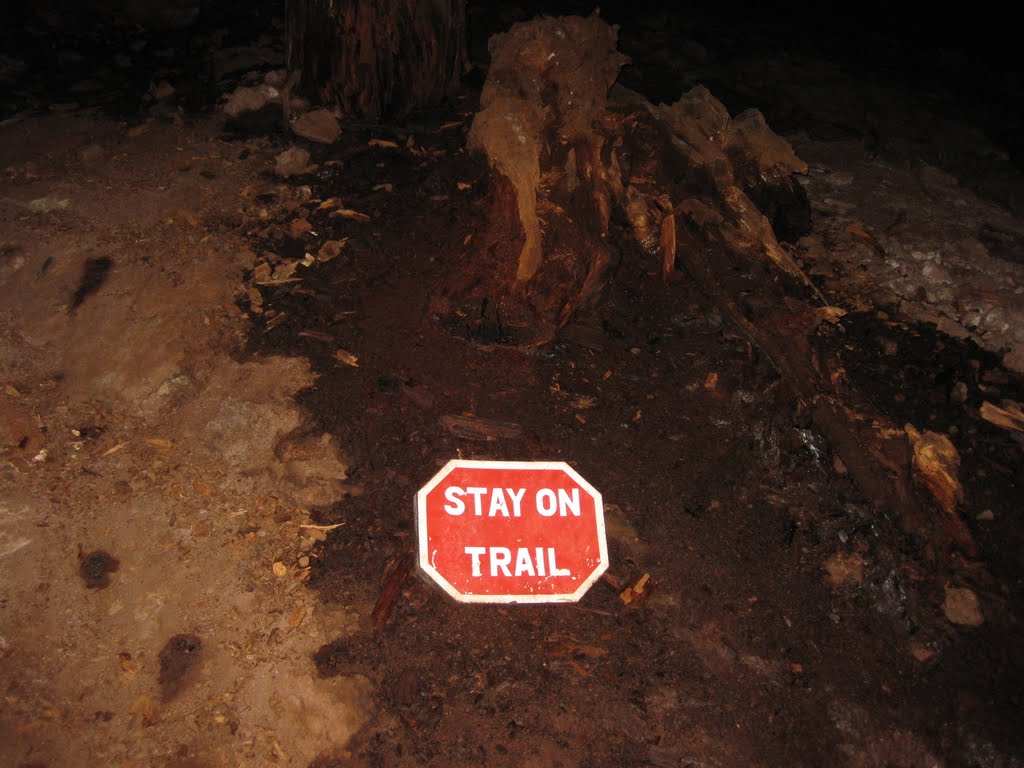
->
[416,459,609,603]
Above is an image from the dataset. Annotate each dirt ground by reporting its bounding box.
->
[2,4,1024,768]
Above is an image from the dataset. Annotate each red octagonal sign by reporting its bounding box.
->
[416,460,609,603]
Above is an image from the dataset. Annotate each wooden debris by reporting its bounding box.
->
[145,437,173,450]
[905,424,964,516]
[264,312,288,332]
[334,348,359,367]
[660,212,676,281]
[316,197,342,211]
[440,414,523,441]
[372,552,412,636]
[331,208,371,222]
[619,573,654,606]
[298,522,345,531]
[671,237,977,564]
[368,138,400,149]
[252,262,272,282]
[980,400,1024,433]
[101,441,128,457]
[317,238,348,262]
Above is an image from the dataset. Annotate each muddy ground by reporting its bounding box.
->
[2,4,1024,767]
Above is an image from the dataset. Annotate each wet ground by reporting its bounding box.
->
[2,3,1024,767]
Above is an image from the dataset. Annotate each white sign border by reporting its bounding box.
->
[415,459,609,604]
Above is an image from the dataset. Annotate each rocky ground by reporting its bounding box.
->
[2,4,1023,768]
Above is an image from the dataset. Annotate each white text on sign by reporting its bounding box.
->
[463,546,572,578]
[443,487,581,517]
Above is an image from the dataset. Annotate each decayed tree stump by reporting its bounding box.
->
[285,0,467,120]
[452,13,975,569]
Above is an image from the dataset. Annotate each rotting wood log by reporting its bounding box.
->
[285,0,467,120]
[673,234,977,563]
[454,14,976,567]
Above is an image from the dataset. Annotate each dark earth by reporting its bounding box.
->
[244,110,1024,767]
[78,548,120,589]
[2,2,1023,767]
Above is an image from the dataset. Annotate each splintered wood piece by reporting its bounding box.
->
[372,552,412,636]
[980,401,1024,433]
[440,414,523,441]
[660,212,676,281]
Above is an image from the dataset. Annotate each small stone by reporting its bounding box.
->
[910,643,935,662]
[291,109,341,145]
[943,585,984,627]
[224,86,269,118]
[832,454,847,475]
[272,561,287,578]
[274,146,310,178]
[976,509,994,521]
[298,555,310,568]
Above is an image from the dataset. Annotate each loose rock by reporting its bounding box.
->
[275,146,310,178]
[291,109,341,144]
[943,585,984,626]
[224,85,271,118]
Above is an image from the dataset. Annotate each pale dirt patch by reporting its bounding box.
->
[0,113,368,767]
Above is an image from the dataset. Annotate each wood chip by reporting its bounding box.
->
[145,437,173,450]
[287,605,306,628]
[316,197,342,211]
[317,238,348,262]
[368,138,400,149]
[264,312,288,332]
[101,442,128,457]
[334,348,359,367]
[980,400,1024,433]
[298,522,344,531]
[331,208,371,222]
[905,424,963,515]
[619,573,653,605]
[252,262,272,282]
